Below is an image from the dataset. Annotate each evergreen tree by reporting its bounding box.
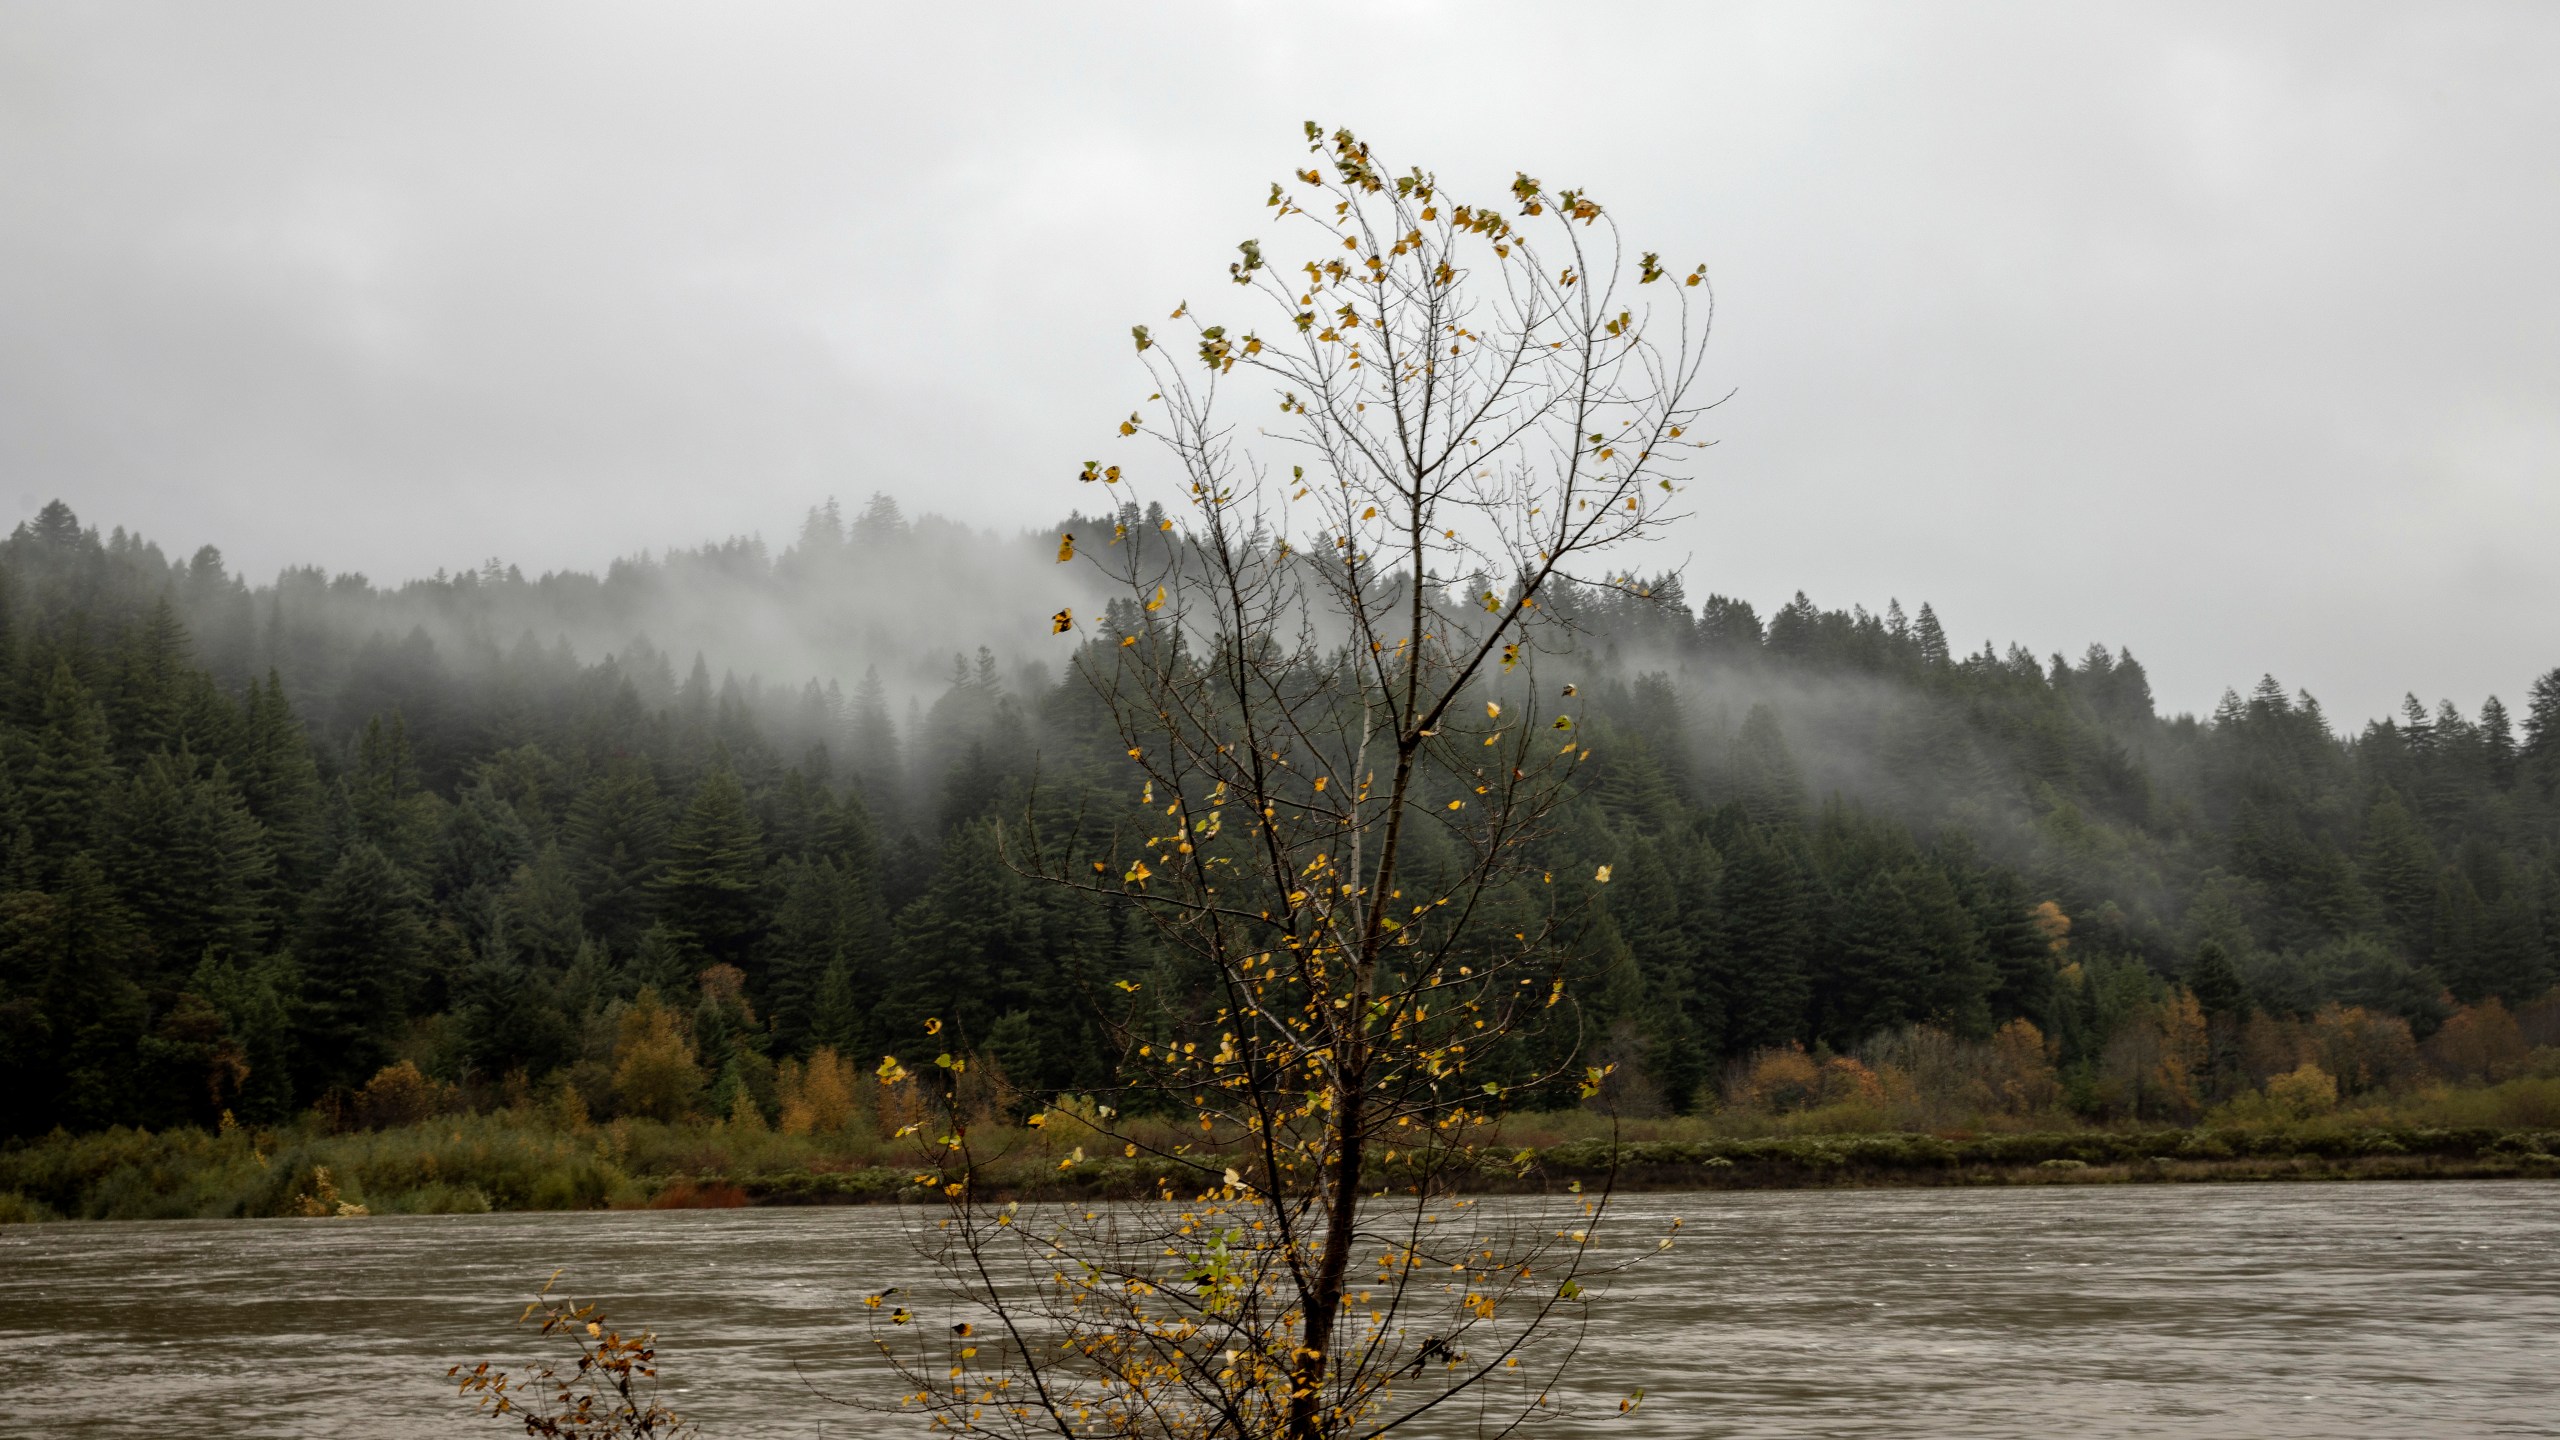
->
[431,780,535,951]
[103,749,276,974]
[1729,705,1806,829]
[1913,602,1950,669]
[652,764,766,968]
[343,715,438,870]
[292,843,427,1095]
[563,757,669,950]
[2358,791,2438,956]
[20,662,115,870]
[1813,869,1927,1047]
[848,665,905,809]
[234,672,327,888]
[811,953,862,1056]
[1603,837,1713,1109]
[105,596,191,763]
[1711,823,1812,1055]
[189,952,296,1124]
[454,923,572,1084]
[881,820,1044,1046]
[501,844,587,971]
[765,857,855,1055]
[31,858,152,1130]
[2186,939,2250,1019]
[2523,667,2560,792]
[2480,695,2517,789]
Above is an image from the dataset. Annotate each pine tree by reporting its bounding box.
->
[454,923,572,1084]
[2522,668,2560,793]
[431,781,535,957]
[33,858,152,1130]
[20,662,116,870]
[2358,791,2438,956]
[764,857,853,1055]
[103,596,192,764]
[2480,696,2517,789]
[1730,704,1806,829]
[653,764,766,968]
[344,715,438,870]
[1913,603,1951,669]
[1810,869,1914,1046]
[1711,824,1812,1055]
[2429,869,2488,1004]
[880,820,1043,1046]
[501,844,587,971]
[563,757,669,951]
[811,952,862,1056]
[234,672,327,888]
[293,843,428,1096]
[103,750,276,975]
[1902,862,1995,1037]
[628,922,696,996]
[189,952,296,1124]
[2186,939,2250,1018]
[1604,839,1712,1109]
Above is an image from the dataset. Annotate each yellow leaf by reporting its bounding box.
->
[1147,585,1167,612]
[1485,701,1501,719]
[1594,865,1612,884]
[924,1017,943,1036]
[1051,608,1074,634]
[1362,506,1377,520]
[1057,534,1075,562]
[1313,777,1328,792]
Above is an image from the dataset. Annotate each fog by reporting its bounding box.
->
[5,3,2558,726]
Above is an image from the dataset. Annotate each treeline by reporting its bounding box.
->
[0,498,2554,1140]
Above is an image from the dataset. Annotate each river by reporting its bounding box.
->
[1,1180,2552,1437]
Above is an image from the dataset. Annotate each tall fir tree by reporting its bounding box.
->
[292,843,428,1095]
[652,763,766,970]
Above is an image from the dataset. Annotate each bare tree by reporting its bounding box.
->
[865,122,1716,1440]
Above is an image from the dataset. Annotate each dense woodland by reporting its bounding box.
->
[1,497,2555,1142]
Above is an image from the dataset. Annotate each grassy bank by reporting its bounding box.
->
[4,1075,2556,1222]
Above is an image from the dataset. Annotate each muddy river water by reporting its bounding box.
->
[2,1180,2553,1437]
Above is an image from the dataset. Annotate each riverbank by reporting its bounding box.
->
[4,1107,2555,1221]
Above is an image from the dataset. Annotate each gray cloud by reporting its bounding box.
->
[2,1,2554,724]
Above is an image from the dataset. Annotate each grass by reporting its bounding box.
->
[5,1076,2558,1223]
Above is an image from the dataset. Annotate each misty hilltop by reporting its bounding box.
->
[0,494,2553,1139]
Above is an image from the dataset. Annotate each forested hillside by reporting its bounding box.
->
[1,497,2554,1140]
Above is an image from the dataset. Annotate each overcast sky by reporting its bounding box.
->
[2,2,2554,724]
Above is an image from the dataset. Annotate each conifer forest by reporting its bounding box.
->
[1,495,2555,1144]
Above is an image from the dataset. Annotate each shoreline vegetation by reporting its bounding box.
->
[6,1068,2553,1224]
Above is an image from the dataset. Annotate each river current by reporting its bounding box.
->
[1,1180,2552,1437]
